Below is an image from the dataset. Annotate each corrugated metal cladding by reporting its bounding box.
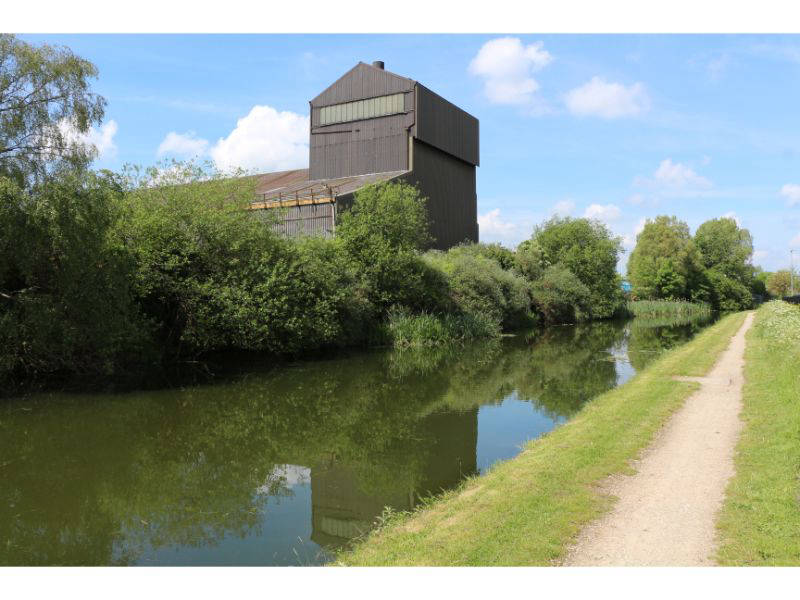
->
[415,84,479,167]
[310,62,415,108]
[403,139,478,250]
[255,61,480,249]
[252,203,336,238]
[310,113,409,179]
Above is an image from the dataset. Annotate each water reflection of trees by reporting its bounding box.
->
[0,316,704,565]
[626,315,712,371]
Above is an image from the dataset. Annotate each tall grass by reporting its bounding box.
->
[387,308,501,347]
[626,299,712,319]
[716,301,800,565]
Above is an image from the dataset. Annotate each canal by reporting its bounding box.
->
[0,316,711,566]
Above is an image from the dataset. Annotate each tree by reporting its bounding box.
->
[0,170,152,384]
[0,34,106,187]
[527,216,623,319]
[694,217,754,285]
[337,181,446,313]
[513,238,548,282]
[627,216,706,301]
[530,264,592,324]
[766,270,793,298]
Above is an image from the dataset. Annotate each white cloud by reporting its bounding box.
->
[791,233,800,249]
[157,131,210,157]
[209,105,309,172]
[551,199,575,217]
[59,119,118,159]
[780,184,800,207]
[721,211,741,226]
[469,37,553,106]
[626,193,644,205]
[478,208,518,237]
[641,158,712,189]
[583,203,621,222]
[753,249,768,262]
[565,76,650,119]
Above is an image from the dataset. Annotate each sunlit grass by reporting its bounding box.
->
[716,301,800,565]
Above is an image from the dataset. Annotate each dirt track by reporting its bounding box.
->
[565,312,754,566]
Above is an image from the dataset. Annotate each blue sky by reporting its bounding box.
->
[20,34,800,272]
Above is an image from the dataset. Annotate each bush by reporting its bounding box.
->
[514,239,548,282]
[119,163,356,358]
[706,270,753,312]
[452,242,516,270]
[0,172,154,384]
[337,181,449,314]
[423,246,534,330]
[531,265,592,324]
[528,217,623,318]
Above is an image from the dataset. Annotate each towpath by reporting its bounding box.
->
[565,312,754,566]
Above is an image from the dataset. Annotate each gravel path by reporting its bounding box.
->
[565,312,754,566]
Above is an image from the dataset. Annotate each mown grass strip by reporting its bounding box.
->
[337,311,748,566]
[716,301,800,565]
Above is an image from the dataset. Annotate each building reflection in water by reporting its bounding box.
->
[309,408,479,550]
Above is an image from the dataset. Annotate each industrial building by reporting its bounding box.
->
[250,60,479,250]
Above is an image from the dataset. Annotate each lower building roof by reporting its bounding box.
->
[250,168,408,210]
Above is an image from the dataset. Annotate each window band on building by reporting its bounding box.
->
[319,93,405,126]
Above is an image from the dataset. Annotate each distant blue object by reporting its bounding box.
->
[621,281,632,292]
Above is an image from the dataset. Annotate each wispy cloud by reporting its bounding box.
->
[780,184,800,207]
[565,77,650,119]
[584,203,621,223]
[157,131,209,157]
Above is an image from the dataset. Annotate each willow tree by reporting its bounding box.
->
[0,34,106,187]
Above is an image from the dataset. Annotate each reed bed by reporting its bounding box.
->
[626,300,712,319]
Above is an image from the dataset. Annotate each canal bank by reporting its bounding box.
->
[1,316,712,566]
[337,311,748,566]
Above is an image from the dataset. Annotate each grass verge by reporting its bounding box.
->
[716,301,800,565]
[336,311,748,565]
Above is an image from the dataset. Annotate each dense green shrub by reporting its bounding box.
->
[528,217,623,318]
[118,163,356,358]
[706,270,753,312]
[337,182,449,314]
[531,264,592,324]
[513,239,548,282]
[0,172,153,384]
[766,270,792,298]
[423,246,534,330]
[452,242,516,270]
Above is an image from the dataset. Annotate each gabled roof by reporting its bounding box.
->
[310,62,416,107]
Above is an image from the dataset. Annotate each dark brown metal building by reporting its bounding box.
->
[250,61,479,250]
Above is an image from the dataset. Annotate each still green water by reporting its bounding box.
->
[0,316,711,566]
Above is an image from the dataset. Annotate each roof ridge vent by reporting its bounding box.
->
[372,60,385,70]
